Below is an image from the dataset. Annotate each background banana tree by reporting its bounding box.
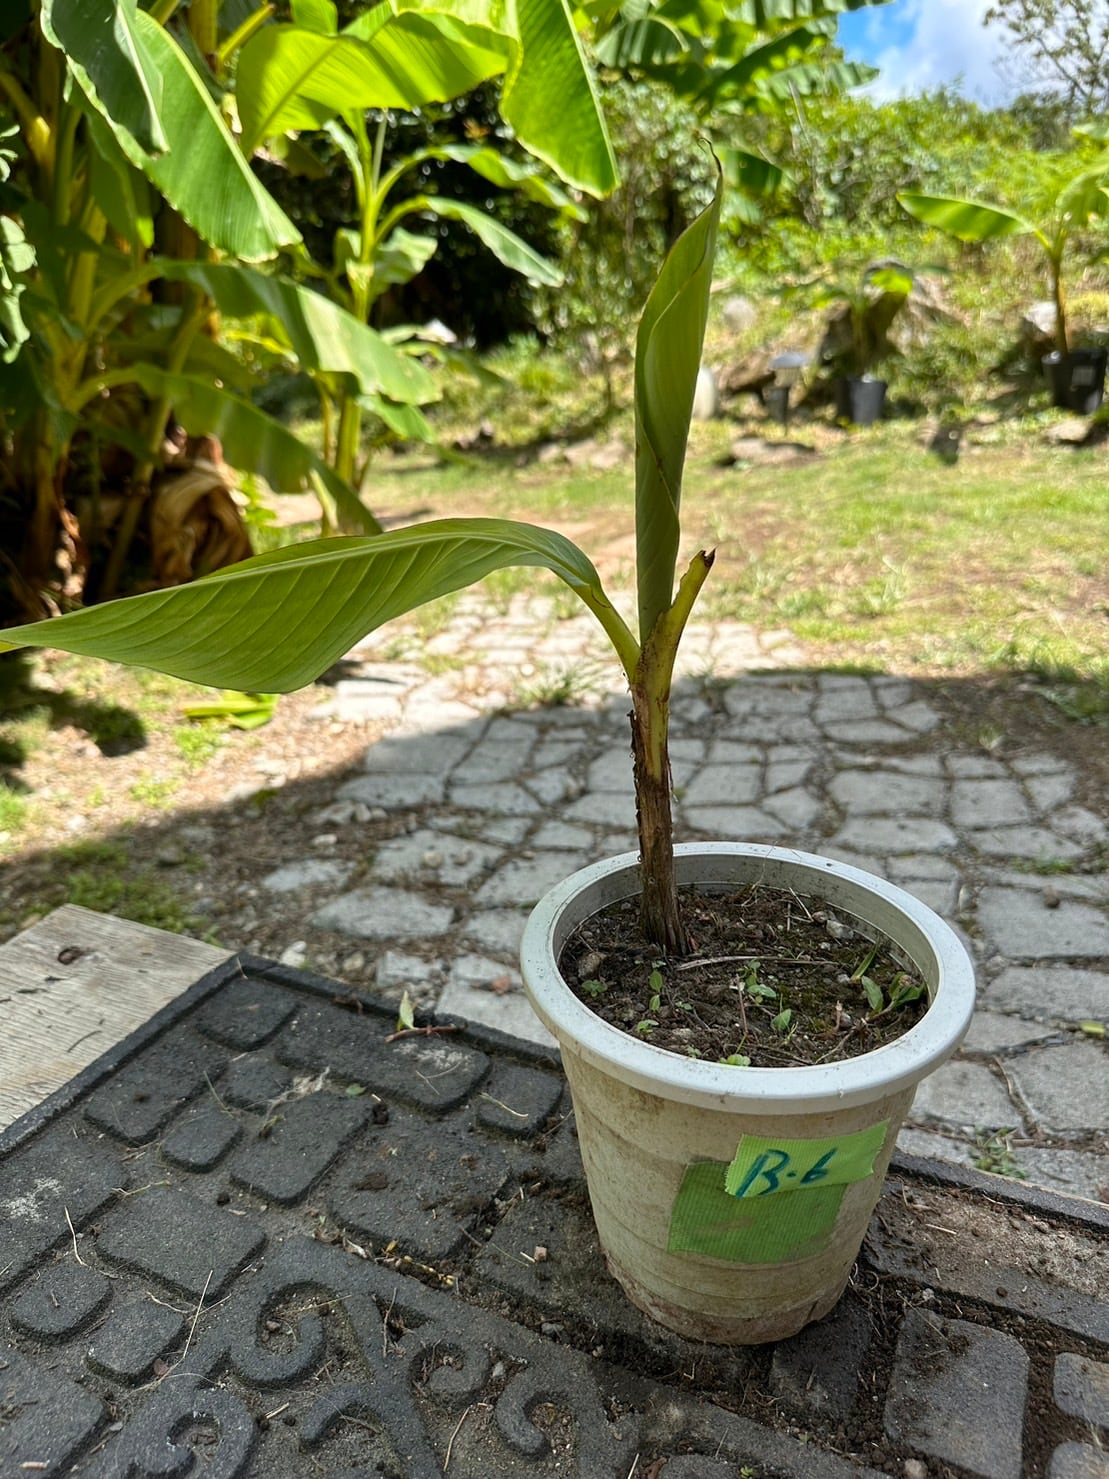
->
[0,172,722,952]
[898,137,1109,356]
[589,0,893,225]
[237,0,595,508]
[0,0,615,621]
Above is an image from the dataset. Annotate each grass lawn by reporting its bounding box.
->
[355,414,1107,712]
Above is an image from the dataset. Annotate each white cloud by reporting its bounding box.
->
[867,0,1014,105]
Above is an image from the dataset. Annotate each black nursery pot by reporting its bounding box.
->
[835,375,887,426]
[1043,349,1107,414]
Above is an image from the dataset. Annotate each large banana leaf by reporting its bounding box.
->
[400,197,562,286]
[40,0,167,156]
[127,367,381,534]
[99,14,300,261]
[158,262,436,404]
[897,194,1033,243]
[634,163,721,645]
[0,521,627,692]
[735,0,892,20]
[501,0,618,198]
[237,13,505,152]
[410,145,587,216]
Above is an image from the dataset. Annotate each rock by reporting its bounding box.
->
[721,294,758,332]
[1044,417,1093,445]
[279,941,308,969]
[691,366,720,420]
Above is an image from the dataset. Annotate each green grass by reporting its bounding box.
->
[48,840,203,934]
[359,422,1106,709]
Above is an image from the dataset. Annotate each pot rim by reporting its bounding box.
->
[520,842,976,1114]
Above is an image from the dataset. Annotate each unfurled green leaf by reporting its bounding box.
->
[40,0,167,155]
[898,193,1033,244]
[158,262,435,405]
[860,976,884,1013]
[399,196,562,286]
[0,520,628,692]
[101,13,300,261]
[634,161,721,643]
[397,990,416,1032]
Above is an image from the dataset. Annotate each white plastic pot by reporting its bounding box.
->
[520,843,976,1344]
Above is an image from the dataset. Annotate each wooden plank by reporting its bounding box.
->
[0,906,230,1131]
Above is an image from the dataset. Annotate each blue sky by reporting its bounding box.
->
[837,0,1015,104]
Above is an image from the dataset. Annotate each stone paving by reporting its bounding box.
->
[246,593,1109,1206]
[1,954,1106,1478]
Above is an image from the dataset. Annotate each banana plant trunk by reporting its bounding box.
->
[630,683,691,956]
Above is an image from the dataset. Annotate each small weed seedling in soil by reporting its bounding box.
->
[560,884,927,1068]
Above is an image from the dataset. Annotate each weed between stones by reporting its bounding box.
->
[559,884,928,1068]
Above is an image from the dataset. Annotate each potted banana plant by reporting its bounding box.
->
[0,169,975,1345]
[899,144,1109,414]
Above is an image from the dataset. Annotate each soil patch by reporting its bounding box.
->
[559,883,927,1067]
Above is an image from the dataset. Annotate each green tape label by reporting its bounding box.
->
[724,1122,889,1201]
[668,1160,846,1263]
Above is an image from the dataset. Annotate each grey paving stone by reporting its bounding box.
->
[967,825,1085,861]
[524,768,578,804]
[761,786,822,829]
[822,719,916,745]
[260,858,354,893]
[433,813,531,846]
[450,780,542,815]
[981,966,1109,1024]
[338,771,447,807]
[362,730,472,773]
[910,1060,1017,1131]
[374,949,442,991]
[885,699,943,732]
[976,889,1109,959]
[460,908,530,957]
[585,751,636,794]
[895,877,957,915]
[683,805,789,839]
[765,757,813,793]
[475,853,586,907]
[951,778,1032,827]
[1012,1147,1109,1202]
[310,886,455,941]
[885,853,961,882]
[436,975,556,1047]
[828,769,946,815]
[452,739,535,785]
[371,829,503,887]
[96,1187,266,1300]
[681,763,762,807]
[884,1311,1029,1479]
[1025,771,1077,810]
[961,1011,1057,1053]
[1005,1042,1109,1135]
[984,869,1108,902]
[447,952,522,994]
[1054,1352,1109,1426]
[830,816,958,854]
[947,756,1010,779]
[563,791,637,826]
[531,820,596,850]
[814,683,879,723]
[1055,805,1108,843]
[1050,1444,1109,1479]
[896,1126,978,1170]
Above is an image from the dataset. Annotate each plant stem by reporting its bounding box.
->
[629,549,715,953]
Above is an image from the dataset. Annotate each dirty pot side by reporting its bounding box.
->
[520,844,976,1345]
